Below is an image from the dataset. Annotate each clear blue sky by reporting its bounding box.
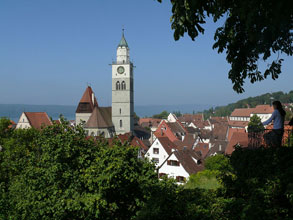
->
[0,0,292,107]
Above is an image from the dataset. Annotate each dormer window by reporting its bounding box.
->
[167,160,180,166]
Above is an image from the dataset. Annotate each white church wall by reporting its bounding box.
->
[16,113,31,129]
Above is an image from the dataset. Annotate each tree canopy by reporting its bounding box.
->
[1,118,293,219]
[248,115,264,133]
[157,0,293,93]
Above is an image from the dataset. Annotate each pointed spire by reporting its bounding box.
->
[118,28,128,48]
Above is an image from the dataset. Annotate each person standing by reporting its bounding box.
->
[263,101,286,147]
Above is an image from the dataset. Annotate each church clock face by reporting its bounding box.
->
[117,66,125,74]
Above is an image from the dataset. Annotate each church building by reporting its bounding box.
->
[75,31,134,137]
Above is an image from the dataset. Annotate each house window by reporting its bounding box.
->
[121,81,126,90]
[120,120,122,128]
[120,108,121,114]
[153,148,159,154]
[152,158,159,164]
[159,173,166,178]
[167,160,180,166]
[176,176,185,183]
[116,81,120,90]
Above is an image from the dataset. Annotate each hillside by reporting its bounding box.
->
[202,91,293,119]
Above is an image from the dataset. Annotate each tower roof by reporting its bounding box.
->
[85,106,113,128]
[76,86,98,113]
[118,30,128,48]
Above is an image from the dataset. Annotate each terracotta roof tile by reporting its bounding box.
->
[252,105,274,114]
[139,118,162,128]
[24,112,53,130]
[225,132,248,155]
[76,86,98,113]
[157,137,178,155]
[231,108,254,117]
[194,143,210,158]
[178,114,204,123]
[228,120,249,128]
[174,149,204,175]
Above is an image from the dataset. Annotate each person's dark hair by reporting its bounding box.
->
[272,101,286,117]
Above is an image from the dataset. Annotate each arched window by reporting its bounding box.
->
[121,81,126,90]
[116,81,120,90]
[120,120,123,128]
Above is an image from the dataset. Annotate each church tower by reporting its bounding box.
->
[112,30,134,135]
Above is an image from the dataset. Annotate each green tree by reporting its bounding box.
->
[185,170,221,190]
[157,0,293,93]
[152,110,169,119]
[0,121,158,220]
[248,114,264,133]
[220,147,293,219]
[172,111,182,117]
[205,154,232,173]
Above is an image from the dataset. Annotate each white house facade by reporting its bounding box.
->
[145,137,177,168]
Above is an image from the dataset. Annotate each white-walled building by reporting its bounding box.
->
[16,112,53,130]
[158,148,203,183]
[111,31,134,135]
[145,137,177,168]
[229,105,274,123]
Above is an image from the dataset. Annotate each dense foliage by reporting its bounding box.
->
[202,91,293,119]
[248,115,264,133]
[0,119,158,220]
[157,0,293,93]
[1,118,293,219]
[152,110,169,119]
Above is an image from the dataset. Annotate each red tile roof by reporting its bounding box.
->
[231,105,274,117]
[178,114,204,123]
[173,149,204,175]
[231,108,254,117]
[76,86,98,113]
[194,143,210,158]
[139,118,162,128]
[227,128,246,141]
[225,132,248,155]
[157,137,178,155]
[252,105,274,114]
[24,112,53,130]
[228,120,249,128]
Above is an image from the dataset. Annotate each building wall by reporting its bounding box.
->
[76,113,92,125]
[112,61,134,135]
[16,113,31,129]
[159,153,190,181]
[145,138,169,168]
[253,113,272,122]
[85,127,114,138]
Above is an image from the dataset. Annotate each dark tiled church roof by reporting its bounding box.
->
[85,106,113,128]
[76,86,98,113]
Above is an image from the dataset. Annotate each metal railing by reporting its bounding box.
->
[248,129,293,147]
